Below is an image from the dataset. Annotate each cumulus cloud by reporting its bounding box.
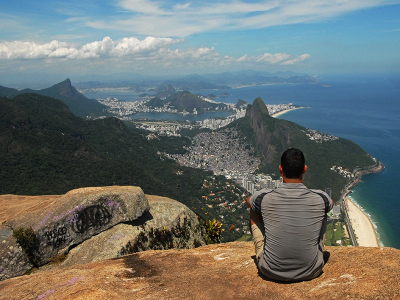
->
[255,53,291,64]
[282,54,311,65]
[0,35,311,73]
[0,36,180,60]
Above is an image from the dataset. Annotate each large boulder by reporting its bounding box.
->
[1,186,149,279]
[53,195,207,268]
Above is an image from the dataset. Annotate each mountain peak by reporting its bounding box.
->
[61,78,72,85]
[252,97,269,116]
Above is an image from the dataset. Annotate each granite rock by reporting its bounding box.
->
[0,243,399,300]
[55,195,206,268]
[1,186,149,277]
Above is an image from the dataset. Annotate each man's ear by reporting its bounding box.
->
[303,165,308,173]
[279,165,283,174]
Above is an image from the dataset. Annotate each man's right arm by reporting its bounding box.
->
[248,189,271,212]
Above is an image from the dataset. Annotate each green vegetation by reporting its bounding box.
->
[325,220,352,246]
[194,176,251,241]
[204,219,223,244]
[0,95,209,203]
[12,227,39,267]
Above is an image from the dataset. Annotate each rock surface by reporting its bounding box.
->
[0,242,399,300]
[53,194,206,268]
[1,195,62,280]
[1,186,149,279]
[0,188,207,282]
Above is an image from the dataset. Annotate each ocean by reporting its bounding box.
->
[84,74,400,249]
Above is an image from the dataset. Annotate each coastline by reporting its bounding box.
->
[345,197,380,247]
[271,107,304,118]
[342,162,384,247]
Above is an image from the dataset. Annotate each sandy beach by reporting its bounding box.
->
[271,107,303,118]
[345,197,380,247]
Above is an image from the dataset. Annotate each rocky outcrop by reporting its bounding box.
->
[7,186,148,267]
[52,195,206,268]
[0,187,206,281]
[0,243,399,300]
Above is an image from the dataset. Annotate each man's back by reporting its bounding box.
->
[250,183,332,281]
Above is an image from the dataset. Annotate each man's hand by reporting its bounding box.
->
[245,196,251,208]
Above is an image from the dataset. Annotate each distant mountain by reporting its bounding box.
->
[73,70,320,91]
[227,98,377,199]
[0,79,108,118]
[154,84,176,98]
[204,72,319,85]
[0,85,20,98]
[146,91,228,113]
[161,76,230,90]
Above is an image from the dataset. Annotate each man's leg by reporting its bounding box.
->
[250,209,265,261]
[246,197,265,261]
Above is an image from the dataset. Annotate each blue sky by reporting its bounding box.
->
[1,0,400,86]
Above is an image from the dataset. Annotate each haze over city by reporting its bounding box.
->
[1,0,400,87]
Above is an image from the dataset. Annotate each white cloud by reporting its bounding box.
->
[0,36,180,60]
[281,54,311,65]
[0,35,311,74]
[255,53,291,64]
[93,0,398,37]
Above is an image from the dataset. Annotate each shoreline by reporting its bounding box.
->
[345,196,380,247]
[342,162,384,247]
[271,107,304,118]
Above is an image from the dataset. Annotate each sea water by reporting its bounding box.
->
[84,74,400,249]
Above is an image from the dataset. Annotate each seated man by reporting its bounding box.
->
[246,148,333,282]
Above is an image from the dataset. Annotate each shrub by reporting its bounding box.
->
[204,219,223,244]
[12,227,39,267]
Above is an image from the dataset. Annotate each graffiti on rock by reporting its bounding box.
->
[44,224,69,248]
[53,205,83,222]
[71,205,112,234]
[107,233,127,243]
[33,212,54,231]
[105,199,120,210]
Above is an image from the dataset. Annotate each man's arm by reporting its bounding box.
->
[246,196,263,226]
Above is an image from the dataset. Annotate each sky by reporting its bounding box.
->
[1,0,400,87]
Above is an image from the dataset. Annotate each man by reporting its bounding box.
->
[246,148,333,282]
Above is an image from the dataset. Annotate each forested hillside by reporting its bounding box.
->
[0,94,208,201]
